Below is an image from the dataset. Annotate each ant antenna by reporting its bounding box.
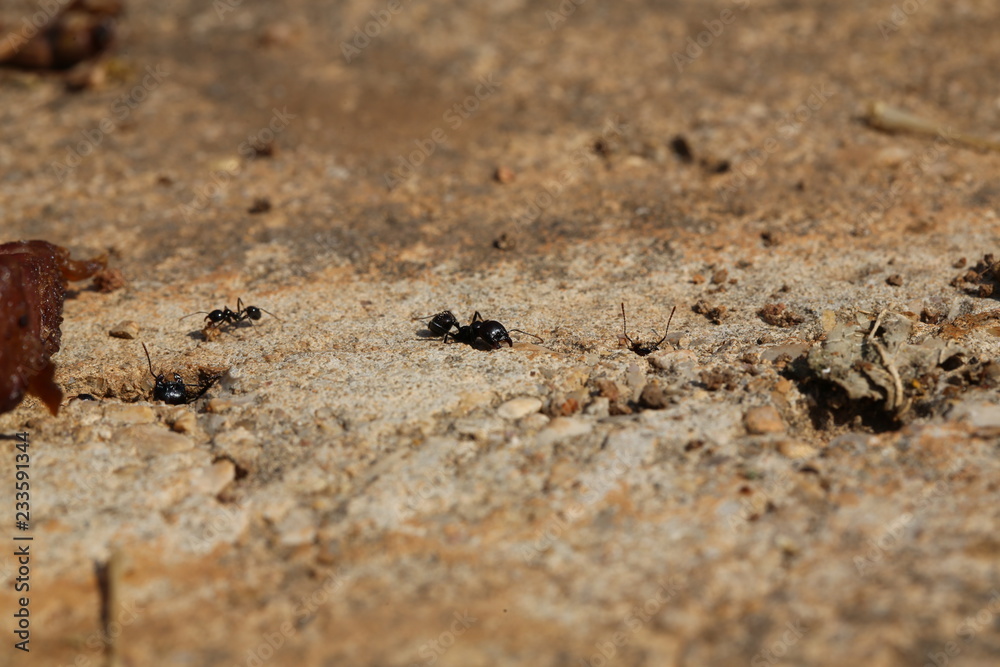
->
[253,306,282,322]
[620,303,634,344]
[507,329,544,343]
[654,306,678,345]
[141,342,157,379]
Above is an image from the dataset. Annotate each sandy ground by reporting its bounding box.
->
[2,1,1000,665]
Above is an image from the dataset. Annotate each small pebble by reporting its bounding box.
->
[498,396,543,420]
[777,440,818,459]
[521,413,550,431]
[744,406,785,435]
[109,320,140,339]
[649,349,697,372]
[277,507,318,546]
[170,410,199,434]
[494,166,516,183]
[639,382,672,409]
[189,459,236,496]
[118,425,195,455]
[537,417,592,446]
[103,404,155,424]
[626,363,647,401]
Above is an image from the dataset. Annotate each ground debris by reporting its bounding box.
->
[937,308,1000,339]
[804,311,986,427]
[758,303,806,327]
[700,367,740,391]
[951,253,1000,297]
[692,299,727,324]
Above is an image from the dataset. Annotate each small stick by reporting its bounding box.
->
[872,340,906,414]
[865,101,1000,152]
[866,309,887,343]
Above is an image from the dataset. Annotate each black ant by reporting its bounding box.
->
[142,343,213,405]
[413,311,542,350]
[181,297,279,331]
[620,303,676,356]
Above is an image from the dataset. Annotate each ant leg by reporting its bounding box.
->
[471,311,485,324]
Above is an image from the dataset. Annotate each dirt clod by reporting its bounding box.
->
[693,299,727,324]
[758,303,805,327]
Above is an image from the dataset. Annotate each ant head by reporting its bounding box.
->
[244,306,262,321]
[478,321,513,349]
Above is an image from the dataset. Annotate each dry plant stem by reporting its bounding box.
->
[866,308,887,342]
[865,101,1000,152]
[872,340,906,414]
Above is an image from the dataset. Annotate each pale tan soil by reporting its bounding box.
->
[2,1,1000,666]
